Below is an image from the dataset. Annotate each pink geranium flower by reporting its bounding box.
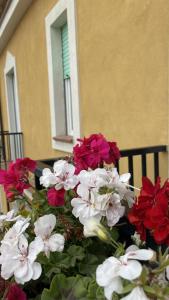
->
[47,188,65,206]
[73,133,120,173]
[6,283,27,300]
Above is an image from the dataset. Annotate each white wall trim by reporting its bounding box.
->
[4,51,21,132]
[0,0,32,54]
[45,0,81,152]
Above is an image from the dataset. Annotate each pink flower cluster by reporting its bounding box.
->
[73,133,120,173]
[0,158,36,201]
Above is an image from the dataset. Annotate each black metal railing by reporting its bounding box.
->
[34,145,167,189]
[0,131,24,169]
[117,145,167,186]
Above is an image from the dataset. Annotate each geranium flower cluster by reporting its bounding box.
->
[0,158,36,200]
[128,177,169,245]
[71,168,134,229]
[40,161,134,233]
[0,214,64,284]
[73,133,120,173]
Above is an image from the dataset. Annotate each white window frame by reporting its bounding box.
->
[4,51,21,133]
[45,0,81,152]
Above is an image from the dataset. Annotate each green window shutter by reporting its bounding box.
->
[61,23,70,79]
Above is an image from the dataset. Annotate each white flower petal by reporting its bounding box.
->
[40,168,57,187]
[53,160,67,176]
[16,263,34,284]
[104,277,123,300]
[96,257,121,287]
[119,260,142,280]
[125,249,154,261]
[28,236,44,262]
[48,233,65,252]
[14,261,28,279]
[32,262,42,280]
[119,173,131,183]
[34,214,56,238]
[77,184,89,200]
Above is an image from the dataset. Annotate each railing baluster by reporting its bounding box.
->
[141,154,147,177]
[154,152,159,182]
[116,161,119,173]
[128,156,134,186]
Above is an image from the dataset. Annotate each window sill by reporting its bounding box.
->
[53,135,73,144]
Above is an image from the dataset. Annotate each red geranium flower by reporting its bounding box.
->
[128,176,161,240]
[128,177,169,245]
[0,158,36,201]
[6,283,27,300]
[47,188,65,206]
[73,133,120,173]
[9,158,36,174]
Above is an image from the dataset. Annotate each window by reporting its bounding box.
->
[4,52,22,160]
[61,23,73,136]
[45,0,81,152]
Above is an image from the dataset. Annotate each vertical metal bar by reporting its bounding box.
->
[35,174,42,190]
[128,156,134,186]
[7,133,11,162]
[141,154,147,177]
[154,152,159,182]
[21,133,24,157]
[116,160,119,173]
[13,133,16,160]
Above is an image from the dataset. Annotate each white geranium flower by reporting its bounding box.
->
[34,214,65,257]
[40,168,57,188]
[107,169,135,206]
[96,248,154,300]
[71,184,101,219]
[0,234,43,284]
[104,193,125,227]
[121,287,150,300]
[78,168,109,189]
[53,160,78,190]
[0,217,30,249]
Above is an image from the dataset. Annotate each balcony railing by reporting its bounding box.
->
[34,145,168,189]
[0,131,24,169]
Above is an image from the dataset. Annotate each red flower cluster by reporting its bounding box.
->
[128,177,169,245]
[0,158,36,201]
[73,133,120,173]
[6,283,27,300]
[47,188,65,206]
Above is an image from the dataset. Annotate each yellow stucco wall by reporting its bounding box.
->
[76,0,168,183]
[0,0,63,160]
[0,0,168,185]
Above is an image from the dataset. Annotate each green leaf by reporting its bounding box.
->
[121,283,135,294]
[78,254,98,275]
[67,245,85,261]
[73,276,90,298]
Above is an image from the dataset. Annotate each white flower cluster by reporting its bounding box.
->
[96,245,154,300]
[0,214,64,284]
[71,168,134,233]
[40,160,135,237]
[40,160,78,190]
